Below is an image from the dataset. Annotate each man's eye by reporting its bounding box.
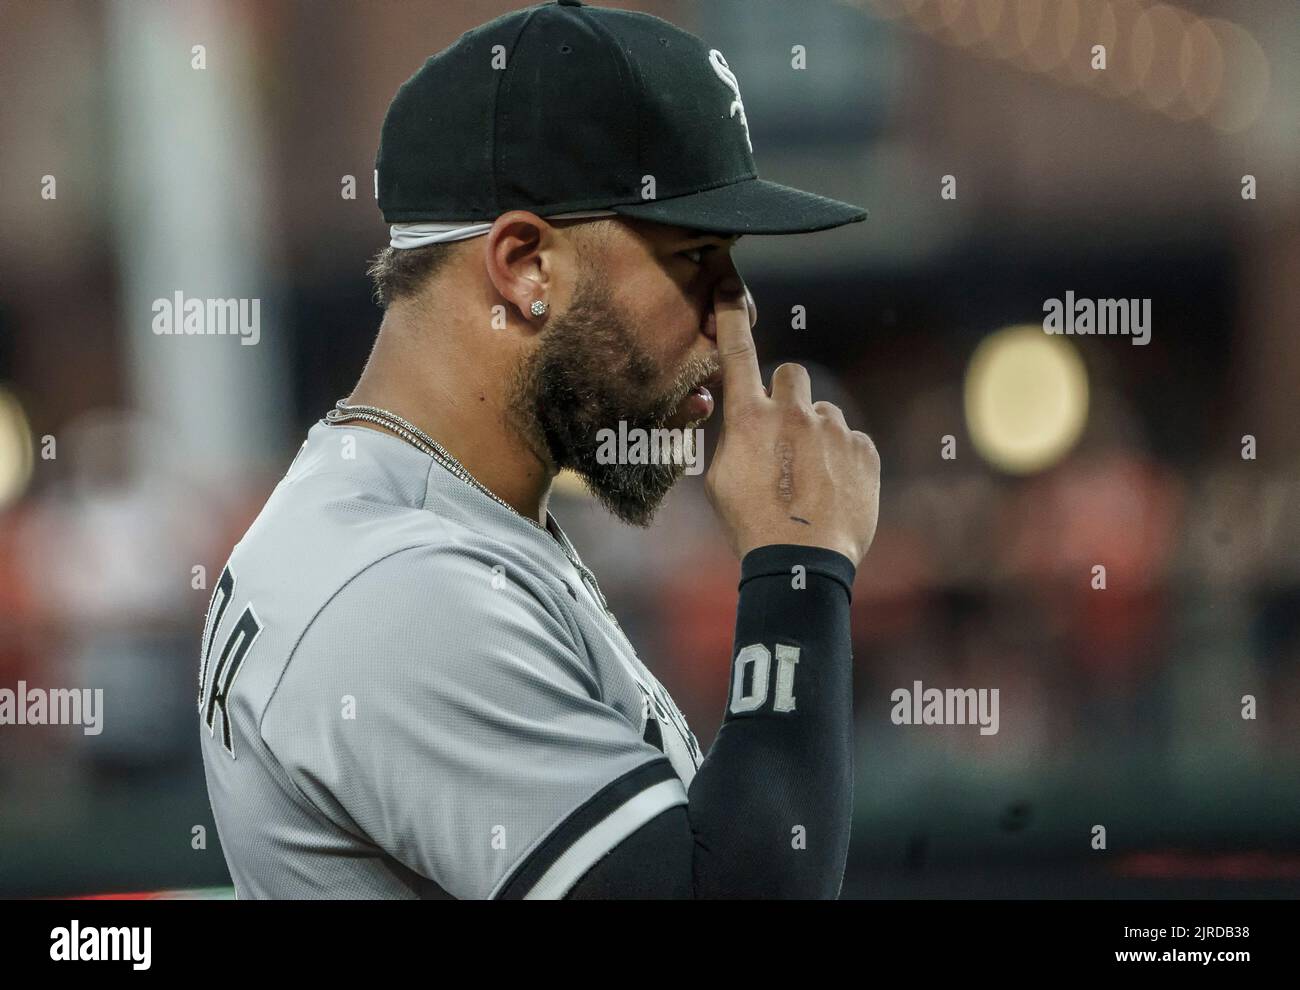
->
[680,247,707,264]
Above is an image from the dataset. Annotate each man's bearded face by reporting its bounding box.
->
[510,266,718,526]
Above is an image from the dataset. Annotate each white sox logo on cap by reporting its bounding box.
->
[707,49,752,153]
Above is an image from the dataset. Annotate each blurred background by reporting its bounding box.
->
[1,0,1298,898]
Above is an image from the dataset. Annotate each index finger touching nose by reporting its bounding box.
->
[714,277,764,404]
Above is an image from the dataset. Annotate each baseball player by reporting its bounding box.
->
[199,0,879,899]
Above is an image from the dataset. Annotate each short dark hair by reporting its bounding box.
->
[366,243,458,308]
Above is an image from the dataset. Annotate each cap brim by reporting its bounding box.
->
[609,176,867,236]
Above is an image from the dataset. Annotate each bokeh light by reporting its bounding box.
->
[964,324,1090,475]
[0,386,35,509]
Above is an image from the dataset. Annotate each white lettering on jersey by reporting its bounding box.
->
[636,677,701,787]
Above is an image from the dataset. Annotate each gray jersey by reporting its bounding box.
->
[198,421,702,899]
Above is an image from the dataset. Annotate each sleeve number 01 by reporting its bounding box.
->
[729,643,800,715]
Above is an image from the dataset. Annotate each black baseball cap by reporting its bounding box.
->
[376,0,867,236]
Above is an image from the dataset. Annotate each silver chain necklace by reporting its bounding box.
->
[323,398,615,615]
[326,399,537,528]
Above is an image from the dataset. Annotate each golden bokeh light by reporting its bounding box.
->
[0,387,35,510]
[964,324,1090,475]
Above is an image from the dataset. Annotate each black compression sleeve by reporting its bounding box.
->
[568,544,856,898]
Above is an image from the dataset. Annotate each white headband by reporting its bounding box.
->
[389,209,619,249]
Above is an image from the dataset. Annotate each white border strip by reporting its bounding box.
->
[522,777,688,900]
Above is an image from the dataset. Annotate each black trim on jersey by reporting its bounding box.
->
[495,757,678,900]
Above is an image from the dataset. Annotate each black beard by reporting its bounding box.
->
[509,271,714,526]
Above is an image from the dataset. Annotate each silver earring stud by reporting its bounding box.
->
[530,299,548,317]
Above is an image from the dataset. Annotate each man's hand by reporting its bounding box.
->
[705,277,880,567]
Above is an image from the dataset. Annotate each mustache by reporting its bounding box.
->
[654,354,722,421]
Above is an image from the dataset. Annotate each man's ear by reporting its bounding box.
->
[482,211,566,323]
